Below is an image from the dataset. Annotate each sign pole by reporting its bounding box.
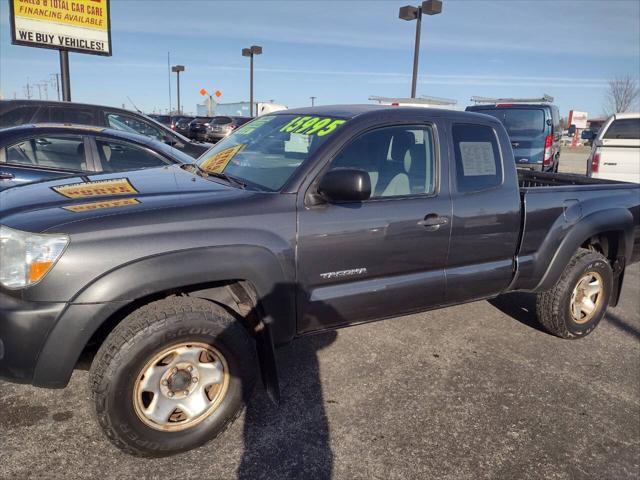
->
[59,50,71,101]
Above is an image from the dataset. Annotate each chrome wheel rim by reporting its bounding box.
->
[570,272,604,324]
[133,342,229,432]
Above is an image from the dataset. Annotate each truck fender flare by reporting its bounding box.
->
[34,246,295,389]
[535,208,634,292]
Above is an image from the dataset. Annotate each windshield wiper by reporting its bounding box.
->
[182,163,246,189]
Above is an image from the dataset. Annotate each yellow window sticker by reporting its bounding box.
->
[279,116,346,136]
[52,178,138,199]
[234,116,275,135]
[200,144,246,173]
[63,198,140,213]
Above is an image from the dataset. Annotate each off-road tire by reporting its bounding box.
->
[89,297,256,457]
[536,248,612,339]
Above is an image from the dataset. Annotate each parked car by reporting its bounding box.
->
[204,116,252,142]
[466,101,562,172]
[587,112,640,183]
[0,100,210,158]
[187,116,214,141]
[1,106,638,457]
[171,116,195,136]
[0,124,194,190]
[148,114,172,127]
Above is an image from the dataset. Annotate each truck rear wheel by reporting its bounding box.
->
[536,248,612,339]
[89,297,256,457]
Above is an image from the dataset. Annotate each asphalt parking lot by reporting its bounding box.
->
[1,261,638,480]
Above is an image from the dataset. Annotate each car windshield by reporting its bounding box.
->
[196,114,347,191]
[480,108,545,136]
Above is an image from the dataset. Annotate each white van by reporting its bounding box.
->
[587,112,640,183]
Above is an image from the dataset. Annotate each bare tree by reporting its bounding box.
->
[604,75,639,115]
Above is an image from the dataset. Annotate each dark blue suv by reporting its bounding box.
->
[466,101,561,172]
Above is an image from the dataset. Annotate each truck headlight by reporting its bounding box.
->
[0,225,69,289]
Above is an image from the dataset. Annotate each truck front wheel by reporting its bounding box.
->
[89,297,256,457]
[536,248,612,339]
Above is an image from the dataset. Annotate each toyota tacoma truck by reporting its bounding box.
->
[1,106,639,457]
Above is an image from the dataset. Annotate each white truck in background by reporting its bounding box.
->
[587,112,640,183]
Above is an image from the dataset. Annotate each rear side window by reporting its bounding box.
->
[6,136,87,171]
[211,117,232,125]
[603,118,640,140]
[452,124,502,193]
[106,113,166,141]
[96,139,169,173]
[0,106,39,127]
[40,107,96,125]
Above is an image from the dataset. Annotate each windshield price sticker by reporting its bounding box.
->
[52,178,138,199]
[200,144,246,173]
[280,116,346,136]
[235,116,275,135]
[63,198,140,213]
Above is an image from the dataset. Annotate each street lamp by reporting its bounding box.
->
[242,45,262,116]
[171,65,185,115]
[399,0,442,98]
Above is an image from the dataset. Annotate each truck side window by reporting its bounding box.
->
[452,123,502,193]
[331,125,436,198]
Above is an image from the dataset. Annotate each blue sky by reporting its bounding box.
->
[1,0,639,118]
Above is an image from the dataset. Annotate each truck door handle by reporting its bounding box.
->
[418,214,449,230]
[0,171,15,180]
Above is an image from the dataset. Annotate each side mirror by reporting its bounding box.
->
[318,168,371,203]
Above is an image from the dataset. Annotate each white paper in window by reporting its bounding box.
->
[459,142,496,176]
[284,133,311,153]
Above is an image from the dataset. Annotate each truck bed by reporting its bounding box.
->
[517,170,625,188]
[513,169,640,291]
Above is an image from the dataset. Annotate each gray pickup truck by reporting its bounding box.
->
[1,106,639,457]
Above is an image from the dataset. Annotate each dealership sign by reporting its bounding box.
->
[10,0,111,56]
[567,110,588,130]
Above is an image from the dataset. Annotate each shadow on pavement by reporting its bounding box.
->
[488,292,548,334]
[237,330,337,480]
[604,311,640,340]
[234,282,339,480]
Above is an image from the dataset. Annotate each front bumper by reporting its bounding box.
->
[1,291,128,388]
[0,292,66,384]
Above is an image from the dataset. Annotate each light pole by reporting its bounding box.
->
[171,65,185,115]
[399,0,442,98]
[242,45,262,117]
[310,96,316,106]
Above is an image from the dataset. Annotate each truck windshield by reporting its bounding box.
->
[196,114,347,191]
[480,108,545,136]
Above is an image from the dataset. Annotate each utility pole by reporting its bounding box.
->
[59,50,71,101]
[171,65,185,115]
[24,79,32,99]
[50,73,61,101]
[242,45,263,116]
[399,1,443,98]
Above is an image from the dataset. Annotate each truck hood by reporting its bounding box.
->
[0,165,250,233]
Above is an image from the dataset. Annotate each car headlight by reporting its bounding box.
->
[0,225,69,289]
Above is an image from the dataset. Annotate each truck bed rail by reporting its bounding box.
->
[518,170,622,188]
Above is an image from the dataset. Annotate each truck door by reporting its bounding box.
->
[445,122,521,303]
[296,123,452,333]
